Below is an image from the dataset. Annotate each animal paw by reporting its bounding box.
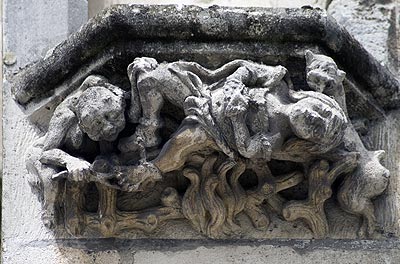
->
[116,162,163,192]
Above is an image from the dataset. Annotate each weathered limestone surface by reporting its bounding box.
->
[2,0,88,262]
[88,0,331,17]
[5,239,400,264]
[3,0,87,71]
[3,2,400,264]
[23,52,375,240]
[327,0,400,236]
[366,110,400,236]
[12,6,399,110]
[328,0,399,75]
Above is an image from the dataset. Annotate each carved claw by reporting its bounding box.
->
[53,167,121,190]
[282,201,328,238]
[245,206,270,230]
[41,211,56,229]
[65,216,85,237]
[118,135,143,153]
[224,90,249,118]
[161,187,182,208]
[116,162,163,192]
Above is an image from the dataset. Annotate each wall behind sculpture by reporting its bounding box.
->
[2,0,399,263]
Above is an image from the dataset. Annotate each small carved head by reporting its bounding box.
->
[305,50,346,93]
[252,64,288,88]
[288,91,348,147]
[128,57,159,75]
[76,86,126,142]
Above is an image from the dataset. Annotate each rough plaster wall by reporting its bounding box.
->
[0,0,3,230]
[2,0,88,262]
[2,0,400,263]
[4,241,400,263]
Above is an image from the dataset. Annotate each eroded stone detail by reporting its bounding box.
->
[25,51,389,239]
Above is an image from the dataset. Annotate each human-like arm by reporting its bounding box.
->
[225,92,281,160]
[229,112,280,160]
[42,106,76,151]
[39,104,91,180]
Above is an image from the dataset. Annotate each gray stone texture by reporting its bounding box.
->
[2,0,88,262]
[327,0,400,237]
[88,0,331,17]
[3,0,87,72]
[4,239,400,263]
[2,1,400,264]
[328,0,399,76]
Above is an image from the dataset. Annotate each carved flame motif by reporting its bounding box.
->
[182,155,245,238]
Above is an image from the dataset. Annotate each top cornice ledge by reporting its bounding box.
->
[12,4,399,110]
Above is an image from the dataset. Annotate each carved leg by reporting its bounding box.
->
[244,204,270,229]
[360,200,378,238]
[338,150,389,238]
[64,181,85,236]
[283,155,358,238]
[41,171,60,228]
[119,88,164,153]
[96,184,118,237]
[136,86,164,148]
[153,124,218,173]
[26,146,61,228]
[116,123,219,192]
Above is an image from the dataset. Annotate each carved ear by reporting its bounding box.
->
[305,50,315,64]
[105,83,125,99]
[374,150,386,161]
[83,75,108,87]
[123,90,131,100]
[338,69,346,81]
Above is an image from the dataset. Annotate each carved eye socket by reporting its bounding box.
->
[321,64,337,75]
[327,68,336,75]
[104,112,119,120]
[319,109,332,118]
[102,97,111,103]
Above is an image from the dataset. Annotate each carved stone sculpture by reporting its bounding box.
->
[23,47,390,239]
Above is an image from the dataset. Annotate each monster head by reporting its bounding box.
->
[305,50,346,93]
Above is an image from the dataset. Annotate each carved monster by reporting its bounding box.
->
[305,50,390,237]
[26,51,389,239]
[115,57,348,190]
[26,75,127,228]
